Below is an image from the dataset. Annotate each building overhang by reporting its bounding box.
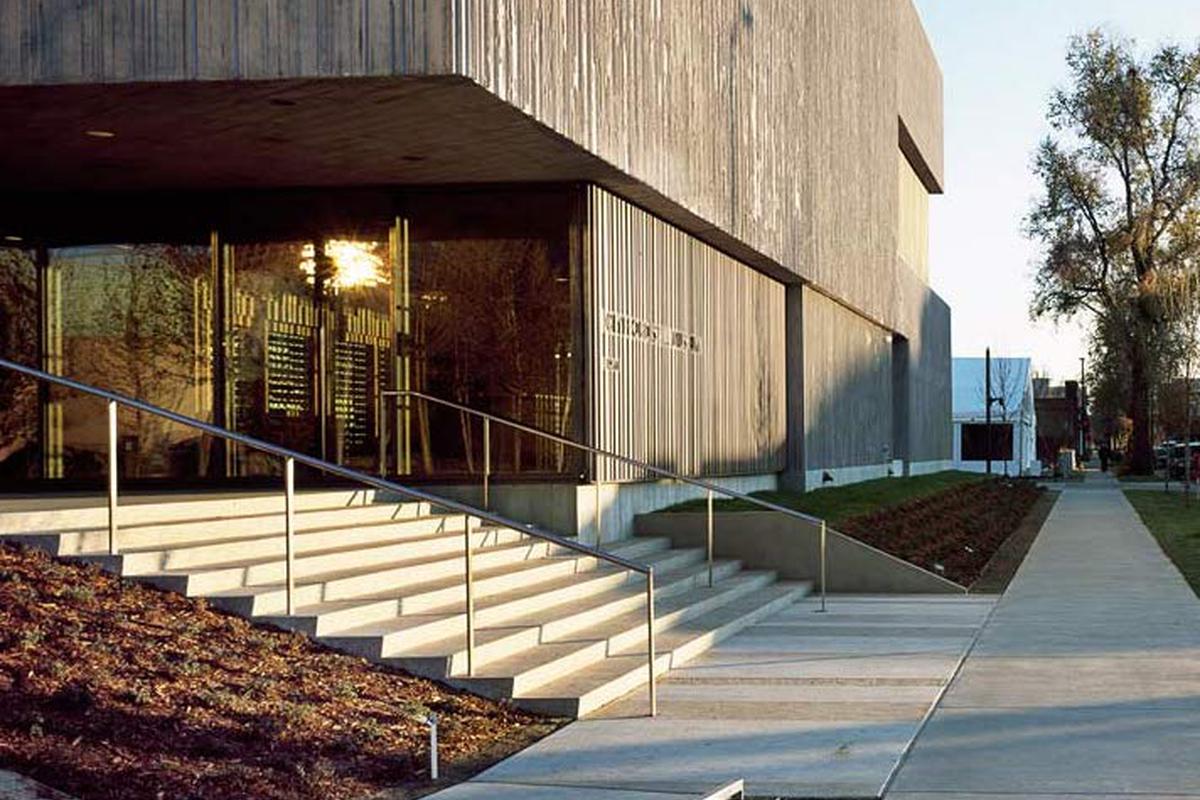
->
[0,74,800,287]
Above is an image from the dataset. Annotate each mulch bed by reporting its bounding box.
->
[0,543,561,800]
[970,490,1058,593]
[839,478,1044,587]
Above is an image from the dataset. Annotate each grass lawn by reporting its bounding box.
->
[1118,473,1167,483]
[1124,490,1200,596]
[664,470,987,528]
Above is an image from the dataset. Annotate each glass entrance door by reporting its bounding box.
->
[225,227,397,477]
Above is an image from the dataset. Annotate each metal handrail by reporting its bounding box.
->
[385,388,830,610]
[0,356,658,716]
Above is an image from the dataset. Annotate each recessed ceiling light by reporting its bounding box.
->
[85,129,116,138]
[4,235,22,242]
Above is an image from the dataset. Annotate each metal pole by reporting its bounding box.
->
[646,567,657,717]
[706,489,714,588]
[107,399,118,555]
[427,713,439,781]
[594,452,603,546]
[378,391,386,477]
[818,520,827,613]
[284,457,296,616]
[464,514,476,676]
[985,347,992,476]
[483,417,490,509]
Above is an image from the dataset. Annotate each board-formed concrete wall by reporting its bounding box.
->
[634,510,965,594]
[803,288,895,476]
[0,0,944,343]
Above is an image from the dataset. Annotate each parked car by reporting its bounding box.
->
[1167,442,1200,480]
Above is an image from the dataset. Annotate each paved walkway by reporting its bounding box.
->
[433,594,993,799]
[889,479,1200,799]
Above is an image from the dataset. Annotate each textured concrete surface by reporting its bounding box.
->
[0,770,77,799]
[432,594,992,800]
[889,479,1200,798]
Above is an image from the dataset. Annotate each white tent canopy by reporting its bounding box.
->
[951,357,1038,476]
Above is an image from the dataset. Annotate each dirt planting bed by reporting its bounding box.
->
[0,543,560,800]
[839,478,1045,587]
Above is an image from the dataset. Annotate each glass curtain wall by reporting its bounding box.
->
[225,227,396,477]
[0,244,39,480]
[0,185,581,488]
[399,189,581,480]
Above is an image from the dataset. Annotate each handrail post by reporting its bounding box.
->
[594,452,603,546]
[706,489,714,588]
[284,457,296,616]
[482,417,490,510]
[107,399,119,555]
[464,514,476,677]
[646,566,657,717]
[818,519,827,613]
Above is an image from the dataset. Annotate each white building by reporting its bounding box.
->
[952,357,1038,477]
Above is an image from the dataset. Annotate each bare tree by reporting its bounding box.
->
[1027,31,1200,473]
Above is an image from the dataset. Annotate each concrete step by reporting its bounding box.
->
[138,532,577,598]
[5,499,435,556]
[513,581,810,717]
[285,539,709,638]
[220,534,676,623]
[100,514,484,574]
[442,571,781,695]
[0,489,808,719]
[319,552,734,659]
[0,489,399,535]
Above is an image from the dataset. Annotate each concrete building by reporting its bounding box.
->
[953,357,1037,477]
[0,0,951,540]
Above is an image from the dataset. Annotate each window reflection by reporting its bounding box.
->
[227,232,394,476]
[46,243,214,479]
[0,246,38,480]
[402,190,580,478]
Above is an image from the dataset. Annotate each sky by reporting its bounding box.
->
[913,0,1200,382]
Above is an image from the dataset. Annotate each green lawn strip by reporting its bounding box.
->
[1124,489,1200,597]
[1118,473,1167,483]
[663,470,987,528]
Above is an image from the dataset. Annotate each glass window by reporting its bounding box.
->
[45,243,215,480]
[0,245,39,480]
[227,229,395,477]
[961,423,1013,461]
[401,189,580,479]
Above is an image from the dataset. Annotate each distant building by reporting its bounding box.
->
[952,358,1038,476]
[1034,379,1083,462]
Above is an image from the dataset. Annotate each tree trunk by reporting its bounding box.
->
[1128,332,1155,474]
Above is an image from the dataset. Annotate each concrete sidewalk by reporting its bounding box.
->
[432,594,992,799]
[889,485,1200,799]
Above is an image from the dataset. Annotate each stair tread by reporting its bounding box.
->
[113,512,467,555]
[326,558,740,640]
[200,537,673,602]
[461,573,779,679]
[149,532,549,579]
[517,582,809,700]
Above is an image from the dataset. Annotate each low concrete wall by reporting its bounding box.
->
[907,459,955,476]
[634,510,964,594]
[417,474,778,545]
[805,462,893,491]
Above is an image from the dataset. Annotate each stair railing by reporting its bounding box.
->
[0,357,658,716]
[384,389,831,611]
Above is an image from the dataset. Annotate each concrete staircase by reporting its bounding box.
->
[0,489,808,717]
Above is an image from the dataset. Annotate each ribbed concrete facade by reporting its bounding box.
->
[0,0,952,532]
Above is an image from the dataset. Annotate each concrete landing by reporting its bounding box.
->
[432,594,993,800]
[888,485,1200,799]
